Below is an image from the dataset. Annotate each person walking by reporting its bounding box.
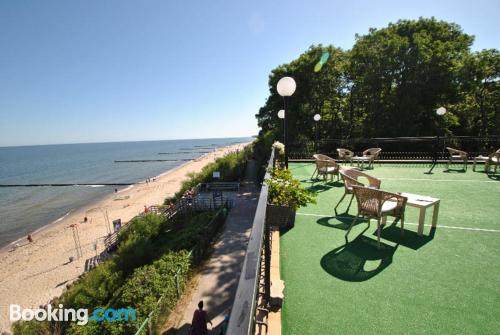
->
[190,300,212,335]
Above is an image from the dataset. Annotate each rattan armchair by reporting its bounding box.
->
[312,154,339,181]
[473,149,500,173]
[445,147,468,171]
[337,148,354,165]
[334,168,381,214]
[485,150,500,173]
[346,185,408,248]
[353,148,382,169]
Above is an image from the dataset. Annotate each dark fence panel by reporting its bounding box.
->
[289,135,500,160]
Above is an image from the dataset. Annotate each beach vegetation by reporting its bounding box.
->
[167,144,254,203]
[12,209,226,335]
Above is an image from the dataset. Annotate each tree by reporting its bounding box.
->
[255,18,498,153]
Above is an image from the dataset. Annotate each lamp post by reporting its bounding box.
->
[277,109,285,144]
[427,107,447,174]
[277,77,296,168]
[313,114,321,152]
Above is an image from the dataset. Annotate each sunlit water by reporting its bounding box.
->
[0,137,251,247]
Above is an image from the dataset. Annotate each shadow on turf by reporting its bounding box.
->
[443,168,467,173]
[320,235,397,282]
[486,173,500,181]
[375,225,435,250]
[316,214,367,230]
[305,180,342,193]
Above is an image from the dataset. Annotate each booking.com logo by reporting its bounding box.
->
[10,304,136,325]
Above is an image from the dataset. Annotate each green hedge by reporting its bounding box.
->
[166,144,254,204]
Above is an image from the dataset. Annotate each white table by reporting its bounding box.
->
[398,192,440,236]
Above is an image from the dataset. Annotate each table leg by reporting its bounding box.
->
[431,202,440,228]
[418,207,426,236]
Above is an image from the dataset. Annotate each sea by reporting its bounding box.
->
[0,137,252,248]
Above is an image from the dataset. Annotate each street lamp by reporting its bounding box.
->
[277,109,285,144]
[277,77,296,168]
[427,107,447,174]
[313,114,321,152]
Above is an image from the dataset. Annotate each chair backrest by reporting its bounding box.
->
[337,148,354,159]
[352,185,383,217]
[340,168,381,193]
[315,159,329,170]
[343,168,381,189]
[352,185,407,218]
[314,154,335,162]
[488,151,500,161]
[362,148,382,159]
[446,147,467,158]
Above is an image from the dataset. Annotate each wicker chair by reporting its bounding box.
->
[485,150,500,173]
[334,168,381,214]
[445,147,468,171]
[346,185,408,248]
[312,154,339,181]
[353,148,382,169]
[473,149,500,173]
[337,148,354,165]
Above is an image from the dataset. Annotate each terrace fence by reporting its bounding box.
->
[289,135,500,161]
[227,147,275,335]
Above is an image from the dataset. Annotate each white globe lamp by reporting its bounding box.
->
[277,77,296,97]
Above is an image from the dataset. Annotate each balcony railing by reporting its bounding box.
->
[226,147,275,335]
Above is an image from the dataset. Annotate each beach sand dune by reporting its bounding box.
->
[0,143,247,332]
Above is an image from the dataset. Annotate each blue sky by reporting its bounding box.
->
[0,0,498,146]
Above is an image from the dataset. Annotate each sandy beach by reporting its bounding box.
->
[0,143,247,332]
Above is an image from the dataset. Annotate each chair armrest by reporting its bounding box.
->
[381,192,408,212]
[366,176,381,189]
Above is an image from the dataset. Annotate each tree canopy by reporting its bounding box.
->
[256,18,499,149]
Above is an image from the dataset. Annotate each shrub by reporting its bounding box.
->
[266,167,316,211]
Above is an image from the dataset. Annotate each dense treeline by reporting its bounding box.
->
[256,18,499,148]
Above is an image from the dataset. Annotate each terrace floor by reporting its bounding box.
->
[281,162,500,335]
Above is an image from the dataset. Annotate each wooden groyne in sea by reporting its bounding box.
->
[114,159,192,163]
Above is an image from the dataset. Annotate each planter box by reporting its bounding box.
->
[266,204,295,229]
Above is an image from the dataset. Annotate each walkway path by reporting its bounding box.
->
[161,161,260,334]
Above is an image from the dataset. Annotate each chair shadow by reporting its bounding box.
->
[443,168,466,173]
[320,235,397,282]
[317,215,367,231]
[375,225,435,250]
[306,181,341,193]
[486,173,500,181]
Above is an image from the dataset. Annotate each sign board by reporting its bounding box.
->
[213,171,221,179]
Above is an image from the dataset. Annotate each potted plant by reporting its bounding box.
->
[272,141,285,164]
[265,167,316,228]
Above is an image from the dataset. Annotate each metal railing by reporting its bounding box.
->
[227,148,275,335]
[289,135,500,161]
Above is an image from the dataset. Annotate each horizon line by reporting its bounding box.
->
[0,135,256,149]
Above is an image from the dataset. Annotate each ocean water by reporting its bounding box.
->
[0,137,251,247]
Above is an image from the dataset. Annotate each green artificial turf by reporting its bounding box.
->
[281,163,500,335]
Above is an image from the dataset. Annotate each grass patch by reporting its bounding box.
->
[281,163,500,334]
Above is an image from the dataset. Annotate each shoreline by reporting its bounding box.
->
[0,143,248,332]
[0,149,216,253]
